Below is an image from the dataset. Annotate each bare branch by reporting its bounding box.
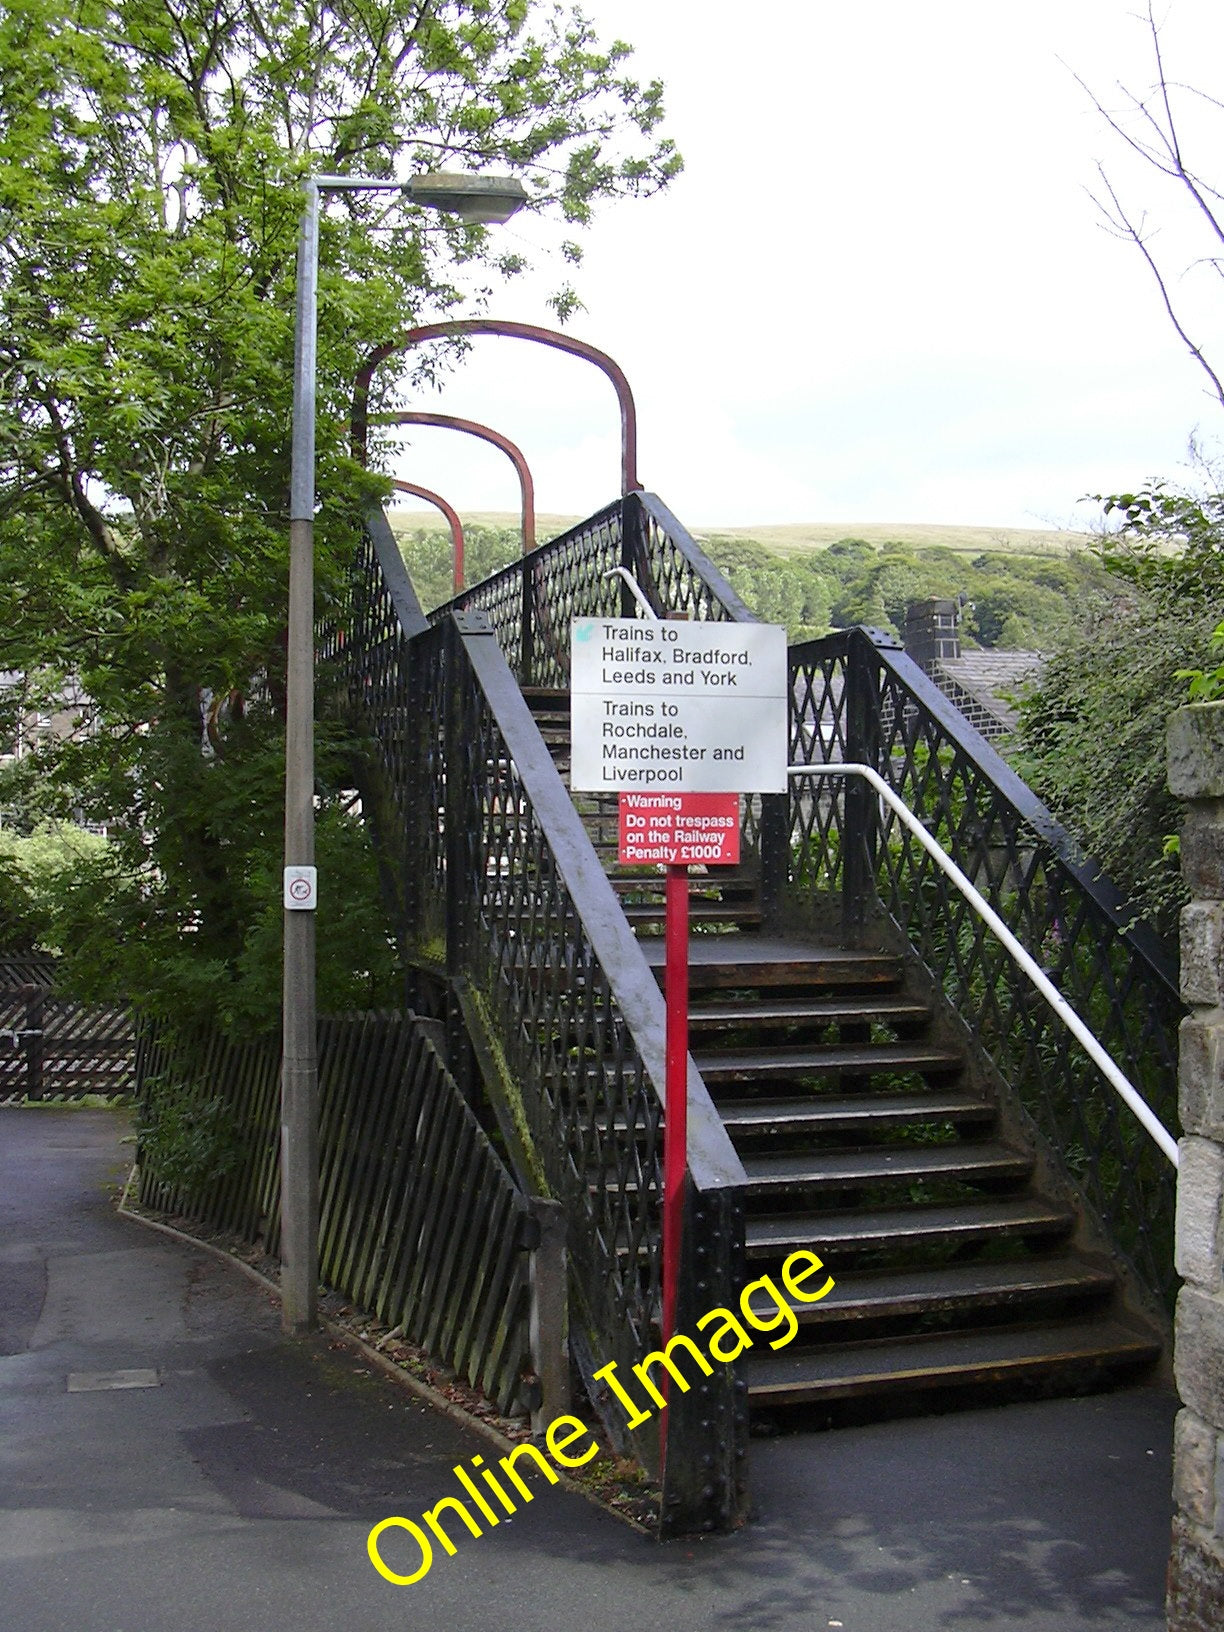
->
[1091,166,1224,412]
[1074,2,1224,405]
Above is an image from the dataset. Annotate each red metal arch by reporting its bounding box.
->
[391,478,466,593]
[352,318,640,495]
[388,411,535,555]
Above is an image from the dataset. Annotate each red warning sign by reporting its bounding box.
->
[618,792,740,866]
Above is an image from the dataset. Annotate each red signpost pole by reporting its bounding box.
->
[660,860,689,1465]
[662,861,690,1341]
[585,616,784,1484]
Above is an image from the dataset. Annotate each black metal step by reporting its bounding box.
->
[640,937,905,992]
[743,1256,1117,1327]
[609,871,759,894]
[695,1041,963,1083]
[688,995,932,1033]
[741,1316,1161,1406]
[593,1089,991,1141]
[718,1089,994,1137]
[744,1196,1075,1258]
[625,900,764,927]
[738,1140,1033,1194]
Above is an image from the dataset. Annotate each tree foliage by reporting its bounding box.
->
[392,519,1122,648]
[710,535,1117,649]
[393,518,528,611]
[1036,6,1224,938]
[0,0,678,1021]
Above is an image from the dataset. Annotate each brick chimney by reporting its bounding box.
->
[904,598,960,671]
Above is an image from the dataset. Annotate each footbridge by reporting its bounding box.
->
[325,488,1182,1535]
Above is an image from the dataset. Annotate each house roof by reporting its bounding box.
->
[935,651,1044,730]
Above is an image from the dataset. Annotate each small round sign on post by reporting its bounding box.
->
[283,866,318,912]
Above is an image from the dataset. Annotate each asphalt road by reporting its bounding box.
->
[0,1107,1178,1632]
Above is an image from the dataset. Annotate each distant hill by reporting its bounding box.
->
[386,508,1095,559]
[386,508,582,540]
[688,520,1096,558]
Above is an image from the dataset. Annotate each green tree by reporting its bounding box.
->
[1043,3,1224,936]
[392,519,524,612]
[0,0,678,1022]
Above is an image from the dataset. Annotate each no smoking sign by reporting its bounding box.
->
[283,866,318,911]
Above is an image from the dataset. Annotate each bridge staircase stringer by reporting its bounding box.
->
[329,491,1180,1534]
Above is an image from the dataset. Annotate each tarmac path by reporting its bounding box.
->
[0,1107,1177,1632]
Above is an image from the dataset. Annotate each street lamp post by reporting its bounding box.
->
[283,171,526,1335]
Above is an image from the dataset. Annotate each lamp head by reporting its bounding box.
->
[406,172,528,226]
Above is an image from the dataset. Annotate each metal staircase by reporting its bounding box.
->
[521,684,1163,1423]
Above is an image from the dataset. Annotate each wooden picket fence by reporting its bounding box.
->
[135,1012,539,1416]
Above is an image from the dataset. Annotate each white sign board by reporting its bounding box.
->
[569,618,787,793]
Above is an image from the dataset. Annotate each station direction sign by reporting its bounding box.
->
[569,617,788,794]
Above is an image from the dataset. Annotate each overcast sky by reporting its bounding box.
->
[385,0,1224,533]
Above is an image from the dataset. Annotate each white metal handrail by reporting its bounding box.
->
[603,566,659,620]
[790,761,1179,1168]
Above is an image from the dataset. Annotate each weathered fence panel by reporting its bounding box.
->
[136,1013,536,1415]
[0,954,57,988]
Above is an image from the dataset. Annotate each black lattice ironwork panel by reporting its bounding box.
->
[423,494,758,688]
[637,512,733,623]
[443,637,664,1348]
[783,628,1182,1308]
[786,647,854,893]
[436,503,624,687]
[333,568,670,1351]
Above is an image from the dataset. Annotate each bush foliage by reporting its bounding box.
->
[1014,482,1224,941]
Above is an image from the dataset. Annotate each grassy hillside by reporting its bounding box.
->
[385,508,1094,558]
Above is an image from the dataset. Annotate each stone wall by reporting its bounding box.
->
[1168,700,1224,1631]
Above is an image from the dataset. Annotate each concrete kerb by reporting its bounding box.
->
[115,1169,652,1537]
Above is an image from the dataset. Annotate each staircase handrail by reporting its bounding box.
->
[792,761,1179,1167]
[455,612,748,1193]
[633,492,758,624]
[363,505,430,635]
